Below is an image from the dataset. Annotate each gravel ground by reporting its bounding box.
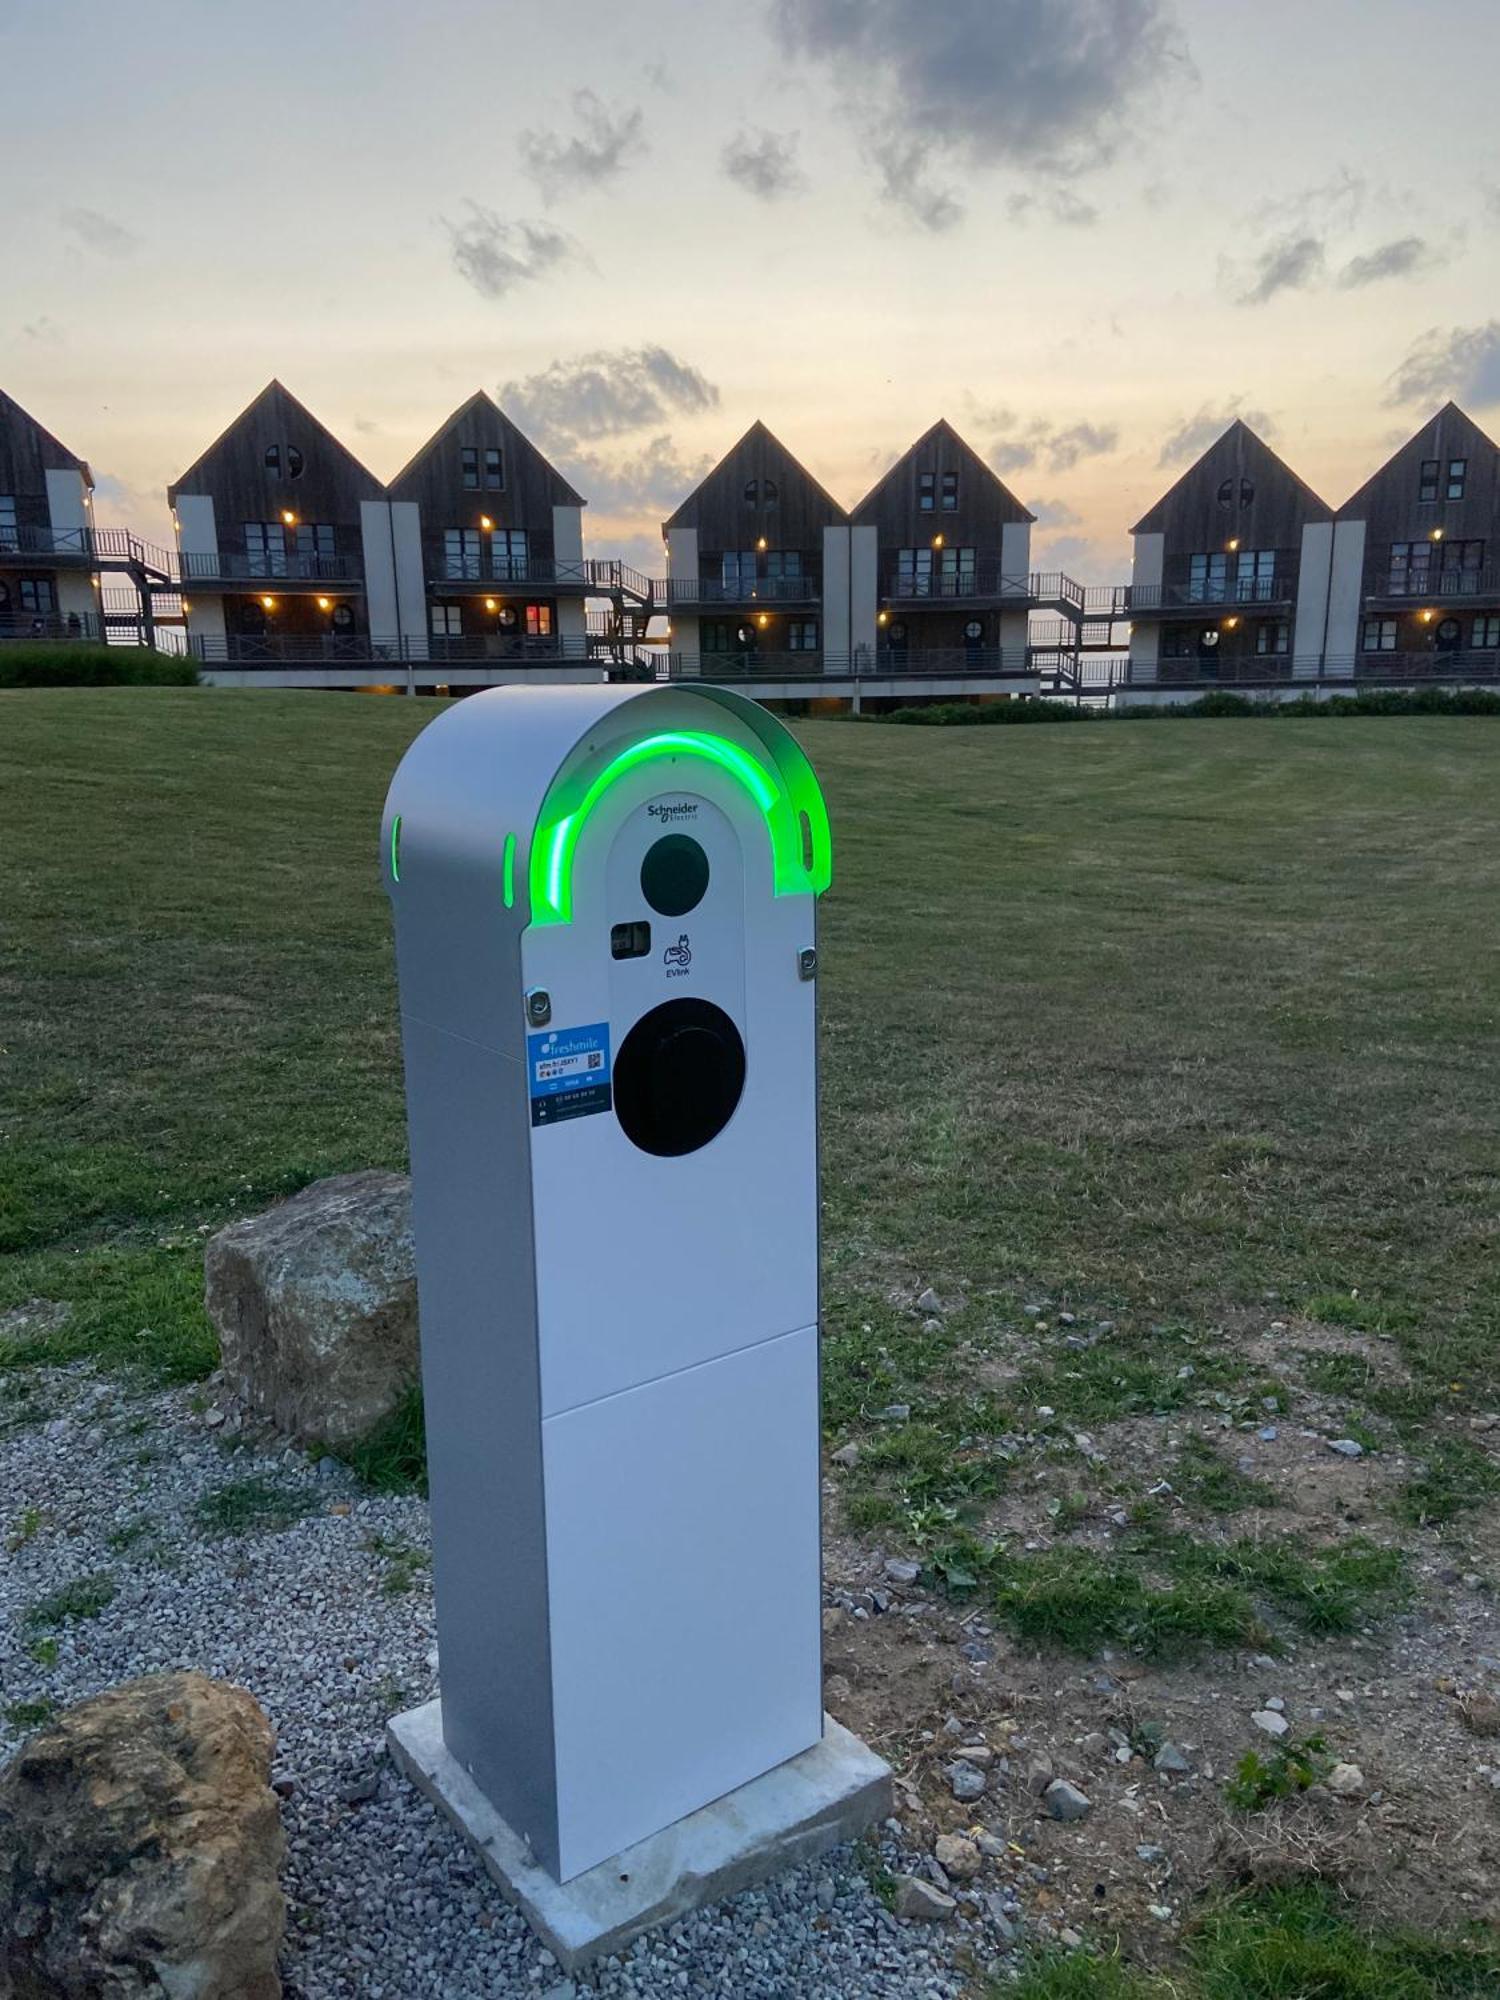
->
[0,1367,992,1998]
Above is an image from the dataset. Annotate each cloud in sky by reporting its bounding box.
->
[59,206,140,258]
[1337,235,1439,288]
[1030,497,1084,528]
[444,206,574,299]
[721,128,808,202]
[500,347,719,451]
[986,414,1119,475]
[1238,233,1325,305]
[772,0,1182,226]
[1158,401,1276,466]
[1386,322,1500,409]
[21,314,64,346]
[565,434,714,517]
[519,89,646,204]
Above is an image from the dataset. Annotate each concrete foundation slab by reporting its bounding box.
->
[387,1698,893,1972]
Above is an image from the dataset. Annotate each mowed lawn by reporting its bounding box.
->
[2,689,1498,1411]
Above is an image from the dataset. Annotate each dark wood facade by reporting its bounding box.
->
[0,389,94,634]
[851,420,1032,547]
[1133,421,1330,674]
[388,390,584,564]
[1338,405,1500,659]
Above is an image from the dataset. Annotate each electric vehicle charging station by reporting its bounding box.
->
[381,684,890,1960]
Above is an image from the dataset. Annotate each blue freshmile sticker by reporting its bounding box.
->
[528,1021,612,1126]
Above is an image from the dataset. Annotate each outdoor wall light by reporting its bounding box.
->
[260,595,276,611]
[281,510,296,527]
[480,515,493,531]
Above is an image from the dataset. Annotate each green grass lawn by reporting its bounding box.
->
[2,689,1497,1402]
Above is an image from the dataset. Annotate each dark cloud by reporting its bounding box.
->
[59,207,140,258]
[352,416,379,435]
[721,128,808,201]
[566,435,714,516]
[1158,402,1275,466]
[1009,186,1100,228]
[1238,233,1325,305]
[444,205,574,299]
[1337,236,1439,289]
[986,416,1118,475]
[519,90,646,204]
[1386,322,1500,409]
[1251,169,1366,236]
[500,347,719,451]
[21,314,64,346]
[772,0,1182,225]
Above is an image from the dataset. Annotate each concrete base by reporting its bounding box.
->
[387,1699,893,1972]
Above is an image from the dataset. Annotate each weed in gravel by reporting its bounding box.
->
[4,1698,58,1732]
[1172,1436,1279,1515]
[195,1477,318,1538]
[1224,1734,1330,1810]
[364,1532,430,1596]
[26,1636,59,1666]
[1398,1440,1500,1527]
[105,1518,152,1553]
[337,1387,428,1495]
[6,1506,44,1551]
[24,1572,116,1630]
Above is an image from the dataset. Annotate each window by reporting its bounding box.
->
[1418,458,1440,503]
[1235,549,1278,602]
[492,529,529,580]
[0,496,15,551]
[264,445,280,474]
[1435,616,1462,650]
[938,546,976,593]
[1362,617,1398,652]
[1387,541,1430,594]
[1473,615,1500,648]
[264,443,302,477]
[1256,620,1289,655]
[443,528,481,579]
[896,547,934,595]
[1447,457,1467,501]
[484,447,504,489]
[940,471,959,512]
[917,472,935,512]
[763,550,803,582]
[461,447,480,490]
[763,479,778,506]
[525,603,553,638]
[296,523,335,574]
[330,601,355,633]
[19,577,54,614]
[286,445,303,479]
[743,479,757,505]
[430,604,463,636]
[1187,552,1229,601]
[787,620,818,650]
[244,522,287,576]
[721,550,758,591]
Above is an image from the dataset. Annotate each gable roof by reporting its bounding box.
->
[167,380,382,501]
[387,389,585,506]
[662,420,847,531]
[1131,419,1330,534]
[0,387,92,484]
[851,418,1035,524]
[1337,402,1500,515]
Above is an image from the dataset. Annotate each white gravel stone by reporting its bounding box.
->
[0,1365,967,2000]
[1251,1710,1290,1738]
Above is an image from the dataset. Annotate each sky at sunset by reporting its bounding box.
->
[4,0,1499,581]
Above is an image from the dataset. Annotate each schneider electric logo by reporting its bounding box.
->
[646,800,698,824]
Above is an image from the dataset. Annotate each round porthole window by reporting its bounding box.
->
[964,619,984,640]
[614,998,746,1157]
[640,833,709,917]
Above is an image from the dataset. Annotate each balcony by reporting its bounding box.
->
[0,610,104,641]
[1364,567,1498,607]
[188,633,396,665]
[423,551,590,592]
[180,549,364,587]
[0,523,95,564]
[668,573,821,608]
[672,645,1029,680]
[421,633,592,663]
[1129,574,1297,616]
[880,561,1030,606]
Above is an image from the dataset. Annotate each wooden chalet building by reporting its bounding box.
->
[386,390,589,666]
[0,389,98,640]
[169,382,387,666]
[1330,405,1500,678]
[851,421,1033,674]
[1127,421,1333,684]
[662,422,857,675]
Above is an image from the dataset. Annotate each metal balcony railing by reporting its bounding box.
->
[424,552,591,589]
[421,633,593,663]
[1130,574,1297,612]
[1366,568,1497,601]
[881,562,1030,603]
[0,610,104,641]
[180,549,364,584]
[0,523,94,561]
[188,633,402,665]
[668,574,822,605]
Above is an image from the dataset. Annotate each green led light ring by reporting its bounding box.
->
[528,729,829,926]
[389,814,402,883]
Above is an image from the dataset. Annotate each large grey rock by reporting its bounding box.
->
[0,1671,285,1999]
[204,1170,416,1447]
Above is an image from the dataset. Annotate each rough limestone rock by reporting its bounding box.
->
[0,1672,285,1999]
[204,1170,416,1447]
